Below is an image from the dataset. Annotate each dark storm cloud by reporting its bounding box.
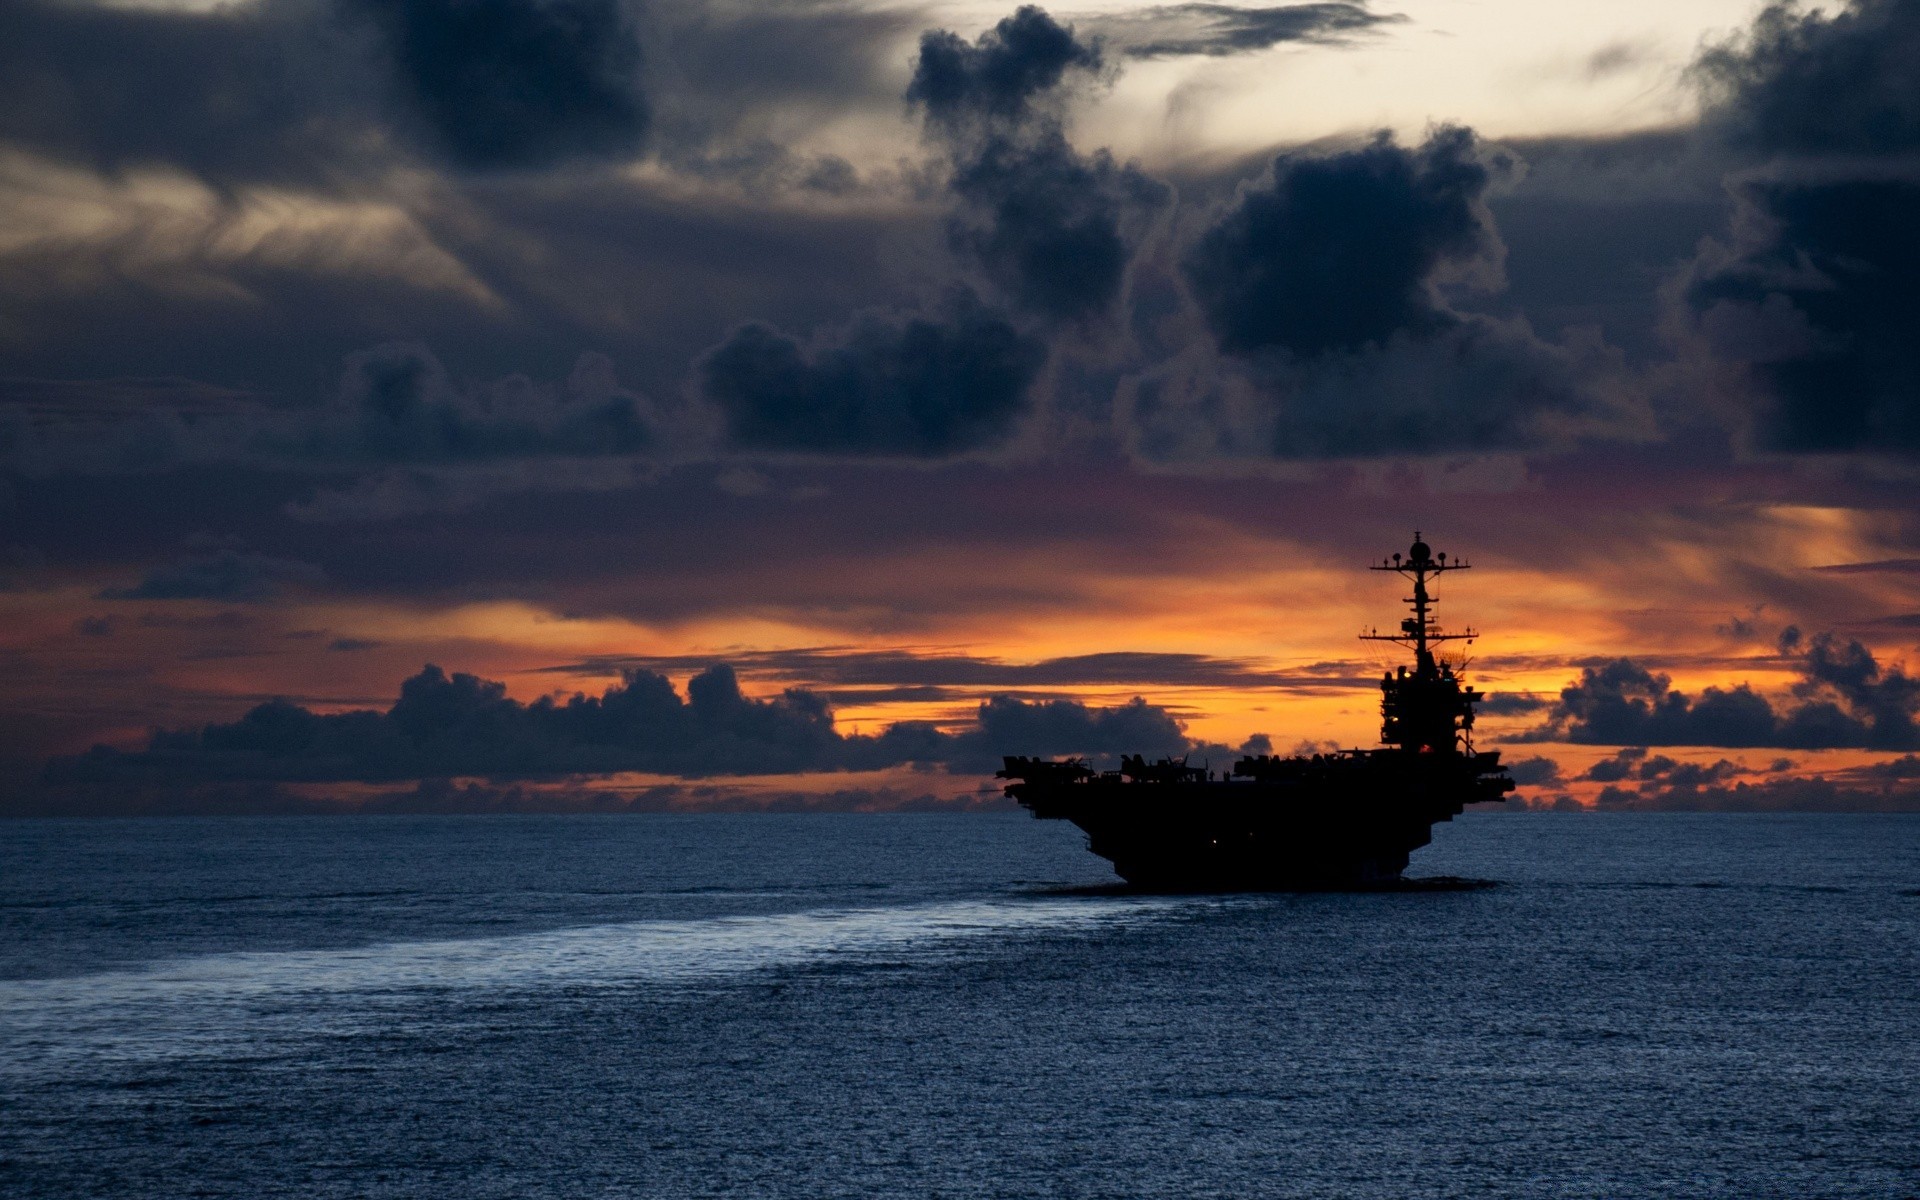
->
[0,0,379,185]
[699,294,1047,456]
[943,135,1170,323]
[97,548,327,603]
[1679,174,1920,454]
[316,343,657,460]
[1692,0,1920,156]
[1184,127,1497,358]
[0,0,649,181]
[39,661,1206,785]
[1524,633,1920,750]
[0,0,941,195]
[909,6,1170,322]
[1675,0,1920,457]
[350,0,648,170]
[4,344,661,479]
[1129,126,1639,461]
[1090,2,1398,59]
[906,5,1102,130]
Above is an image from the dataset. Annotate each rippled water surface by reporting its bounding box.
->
[3,812,1917,1198]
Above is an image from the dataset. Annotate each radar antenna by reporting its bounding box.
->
[1359,531,1476,676]
[1359,532,1484,753]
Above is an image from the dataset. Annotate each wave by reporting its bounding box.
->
[0,896,1187,1071]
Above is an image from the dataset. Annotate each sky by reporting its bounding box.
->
[2,0,1917,814]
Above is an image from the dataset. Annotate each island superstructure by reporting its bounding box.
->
[998,534,1514,888]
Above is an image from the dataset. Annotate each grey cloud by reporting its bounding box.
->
[0,0,383,186]
[1679,173,1920,455]
[1525,633,1920,750]
[1134,127,1638,461]
[0,0,651,182]
[945,134,1171,322]
[543,647,1372,692]
[698,294,1048,456]
[40,660,1209,784]
[1592,772,1920,813]
[1675,0,1920,457]
[906,5,1103,131]
[1693,0,1920,157]
[910,6,1170,322]
[350,0,648,171]
[1502,754,1562,786]
[1478,692,1548,716]
[1184,127,1500,359]
[98,549,327,602]
[316,343,657,461]
[5,344,663,480]
[1091,2,1398,60]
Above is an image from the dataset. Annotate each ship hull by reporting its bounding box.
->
[1005,750,1511,890]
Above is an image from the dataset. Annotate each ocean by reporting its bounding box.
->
[2,812,1916,1198]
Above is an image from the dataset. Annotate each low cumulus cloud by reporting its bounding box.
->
[1582,749,1920,812]
[1523,630,1920,750]
[1676,0,1920,456]
[40,660,1206,789]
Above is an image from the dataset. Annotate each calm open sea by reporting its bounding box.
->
[2,812,1917,1198]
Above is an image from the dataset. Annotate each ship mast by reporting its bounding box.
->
[1360,533,1485,754]
[1360,532,1475,676]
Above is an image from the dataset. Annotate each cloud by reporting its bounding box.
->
[5,343,663,482]
[0,0,650,182]
[0,0,382,186]
[1524,633,1920,750]
[1677,171,1920,455]
[313,342,658,461]
[544,646,1371,693]
[1184,127,1501,358]
[350,0,648,171]
[40,660,1211,786]
[1692,0,1920,157]
[1590,758,1920,812]
[906,5,1103,131]
[1089,3,1399,59]
[698,292,1047,457]
[910,6,1170,322]
[1674,0,1920,457]
[1135,126,1635,461]
[944,133,1170,323]
[98,547,327,602]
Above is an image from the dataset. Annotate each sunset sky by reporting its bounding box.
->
[2,0,1916,813]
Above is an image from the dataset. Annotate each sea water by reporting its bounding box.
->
[1,812,1916,1198]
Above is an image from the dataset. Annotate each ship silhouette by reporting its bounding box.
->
[999,534,1514,889]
